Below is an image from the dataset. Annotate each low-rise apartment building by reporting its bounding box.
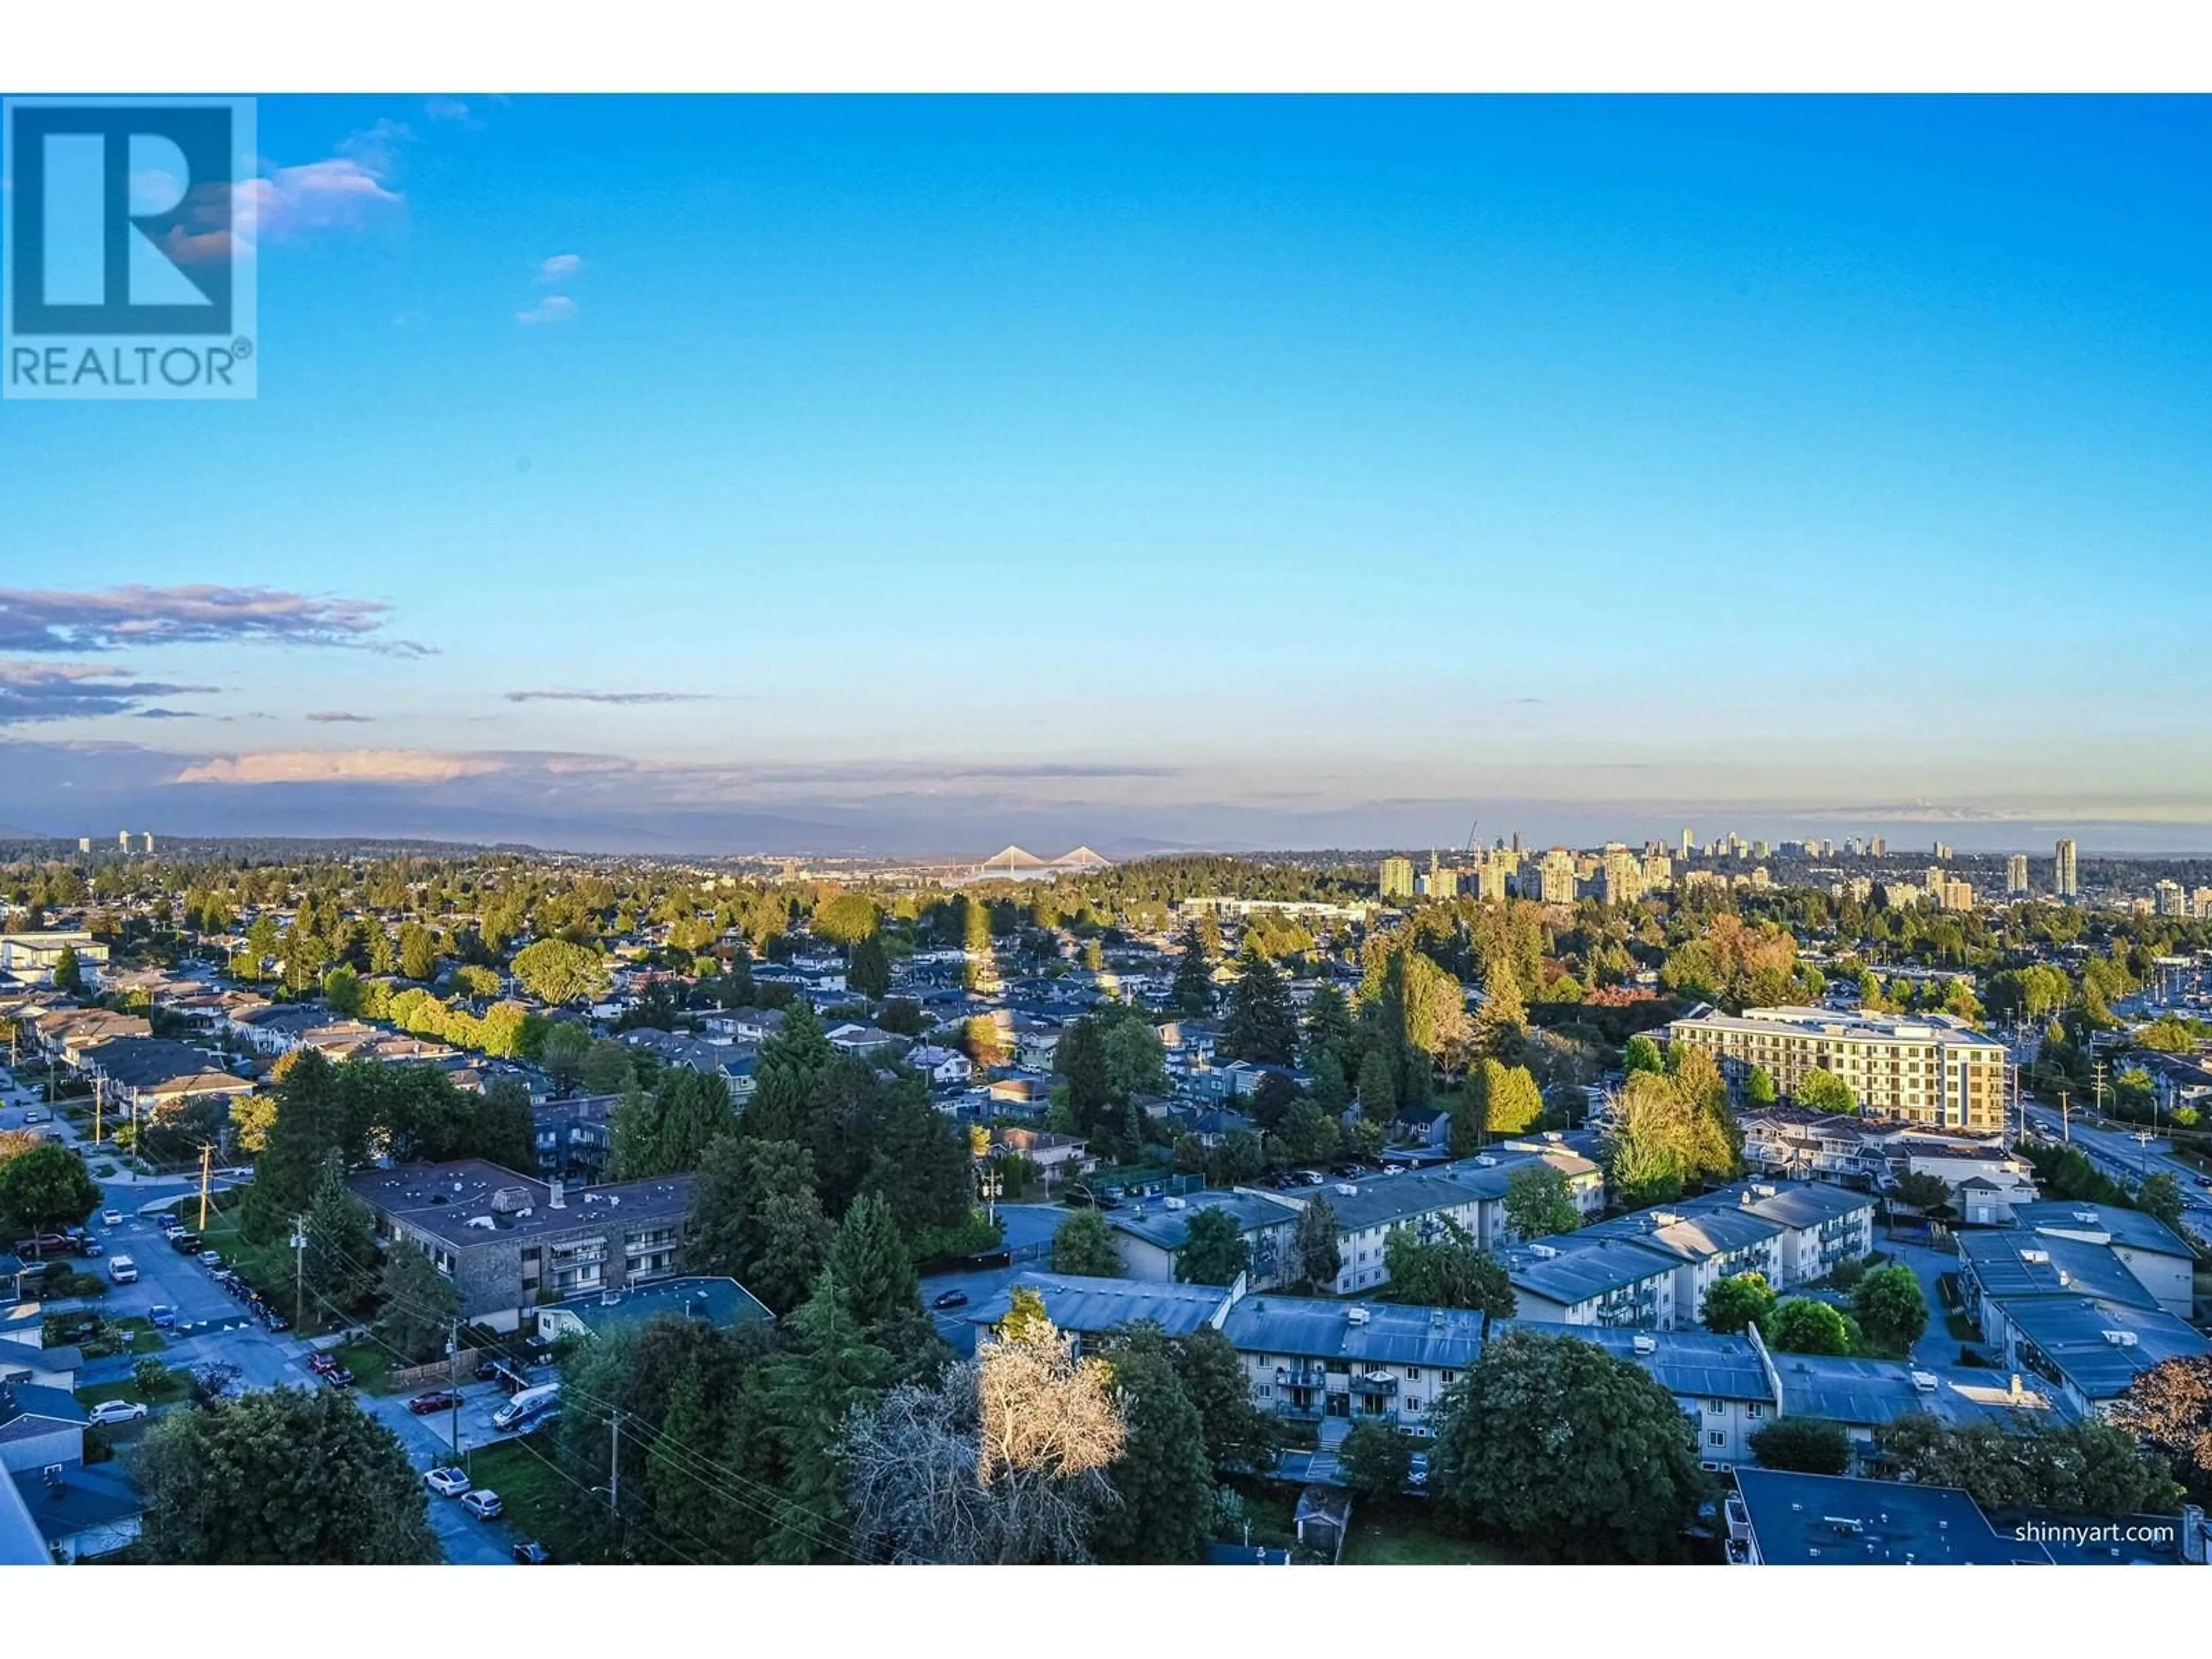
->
[348,1159,694,1331]
[1221,1294,1486,1435]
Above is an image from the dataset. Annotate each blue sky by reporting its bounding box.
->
[5,95,2210,853]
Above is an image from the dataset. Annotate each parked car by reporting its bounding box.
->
[21,1108,46,1124]
[107,1255,137,1284]
[197,1249,223,1268]
[307,1352,342,1377]
[322,1368,355,1388]
[169,1232,203,1255]
[408,1389,462,1415]
[88,1400,148,1425]
[77,1237,103,1258]
[147,1304,176,1328]
[12,1233,71,1257]
[511,1541,552,1564]
[423,1466,471,1499]
[461,1489,504,1521]
[259,1309,291,1332]
[931,1289,970,1310]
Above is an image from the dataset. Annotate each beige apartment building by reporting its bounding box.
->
[1667,1005,2008,1132]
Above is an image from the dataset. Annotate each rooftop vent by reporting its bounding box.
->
[1162,1195,1187,1211]
[1334,1183,1358,1196]
[2020,1248,2050,1263]
[1346,1306,1370,1326]
[2102,1330,2139,1347]
[1909,1370,1939,1393]
[1474,1155,1498,1168]
[1528,1243,1559,1260]
[2071,1209,2099,1225]
[1631,1334,1657,1355]
[490,1186,533,1214]
[464,1215,496,1231]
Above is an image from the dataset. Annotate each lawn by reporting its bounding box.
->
[74,1366,184,1410]
[194,1202,352,1338]
[1343,1505,1511,1566]
[461,1433,598,1559]
[328,1336,401,1395]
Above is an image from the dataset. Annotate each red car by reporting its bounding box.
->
[306,1353,340,1376]
[408,1389,462,1415]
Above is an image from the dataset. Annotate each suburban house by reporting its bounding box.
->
[77,1036,251,1122]
[347,1160,694,1331]
[988,1126,1093,1189]
[907,1044,974,1086]
[34,1007,151,1067]
[0,932,108,988]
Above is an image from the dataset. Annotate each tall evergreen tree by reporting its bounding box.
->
[1170,923,1214,1016]
[1221,946,1298,1064]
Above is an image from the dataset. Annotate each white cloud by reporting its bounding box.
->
[536,253,583,283]
[176,749,505,786]
[516,294,577,327]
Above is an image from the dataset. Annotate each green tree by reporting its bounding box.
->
[1767,1298,1854,1355]
[1745,1065,1778,1107]
[1092,1328,1213,1565]
[2134,1172,2186,1234]
[1475,1058,1544,1138]
[1292,1195,1341,1289]
[825,1192,920,1333]
[374,1241,462,1364]
[1623,1033,1663,1075]
[0,1143,101,1247]
[1431,1328,1707,1562]
[1892,1171,1953,1215]
[465,1078,539,1174]
[1100,1017,1168,1102]
[1170,924,1214,1017]
[1054,1017,1115,1141]
[1850,1265,1929,1356]
[510,937,611,1006]
[397,921,440,982]
[688,1135,832,1316]
[1381,1217,1514,1315]
[540,1021,592,1090]
[1221,946,1298,1064]
[1502,1163,1579,1239]
[758,1272,896,1561]
[51,944,84,994]
[302,1149,379,1314]
[1338,1420,1415,1501]
[1874,1414,2182,1516]
[579,1037,638,1096]
[848,933,891,1001]
[1051,1209,1123,1277]
[813,892,881,947]
[1357,1047,1399,1124]
[1176,1206,1251,1287]
[2108,1355,2212,1503]
[1171,1325,1278,1474]
[1749,1415,1851,1475]
[137,1387,439,1563]
[1794,1066,1857,1114]
[1700,1271,1779,1336]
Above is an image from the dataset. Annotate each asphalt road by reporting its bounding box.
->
[7,1068,523,1565]
[2021,1101,2212,1237]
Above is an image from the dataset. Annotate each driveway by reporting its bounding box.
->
[1871,1233,1968,1366]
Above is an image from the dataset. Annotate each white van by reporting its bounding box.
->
[108,1255,138,1284]
[492,1382,559,1433]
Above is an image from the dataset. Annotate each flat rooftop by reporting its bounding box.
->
[349,1159,691,1249]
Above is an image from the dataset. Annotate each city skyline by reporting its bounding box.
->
[6,96,2212,853]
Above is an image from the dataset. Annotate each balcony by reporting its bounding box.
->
[1347,1371,1399,1397]
[1275,1364,1327,1389]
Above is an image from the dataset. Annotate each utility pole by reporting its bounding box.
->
[608,1410,623,1510]
[92,1074,104,1146]
[198,1143,214,1229]
[2059,1090,2071,1143]
[447,1317,463,1465]
[2092,1059,2108,1126]
[291,1215,309,1331]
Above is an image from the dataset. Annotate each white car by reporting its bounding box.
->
[101,1210,123,1228]
[88,1400,149,1425]
[461,1489,504,1521]
[424,1466,472,1499]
